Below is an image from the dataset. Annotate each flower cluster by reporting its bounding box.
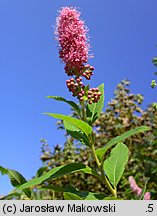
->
[55,7,102,104]
[66,77,84,99]
[55,7,89,76]
[87,88,102,104]
[128,176,151,200]
[82,64,94,80]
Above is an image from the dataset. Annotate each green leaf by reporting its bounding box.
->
[96,126,150,161]
[0,191,22,200]
[64,184,78,193]
[64,120,90,146]
[39,184,106,200]
[64,192,83,200]
[0,166,8,175]
[7,169,32,198]
[7,169,26,187]
[83,192,106,200]
[0,166,31,198]
[18,163,97,191]
[103,142,129,187]
[47,96,81,116]
[153,57,157,67]
[35,167,48,178]
[64,185,106,200]
[86,83,104,124]
[44,113,92,137]
[64,191,106,200]
[38,185,65,193]
[65,185,105,200]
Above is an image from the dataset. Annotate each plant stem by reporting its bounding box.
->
[100,165,117,197]
[91,141,101,168]
[79,100,117,197]
[90,137,117,197]
[81,101,86,121]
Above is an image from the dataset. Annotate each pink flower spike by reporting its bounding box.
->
[129,176,142,196]
[128,176,151,199]
[55,7,91,75]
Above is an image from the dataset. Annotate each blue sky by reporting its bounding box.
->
[0,0,157,195]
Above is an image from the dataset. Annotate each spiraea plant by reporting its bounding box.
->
[0,7,150,200]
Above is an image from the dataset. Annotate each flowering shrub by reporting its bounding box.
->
[0,7,151,200]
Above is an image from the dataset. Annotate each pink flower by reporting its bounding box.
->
[144,192,151,200]
[55,7,91,76]
[128,176,151,199]
[129,176,142,196]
